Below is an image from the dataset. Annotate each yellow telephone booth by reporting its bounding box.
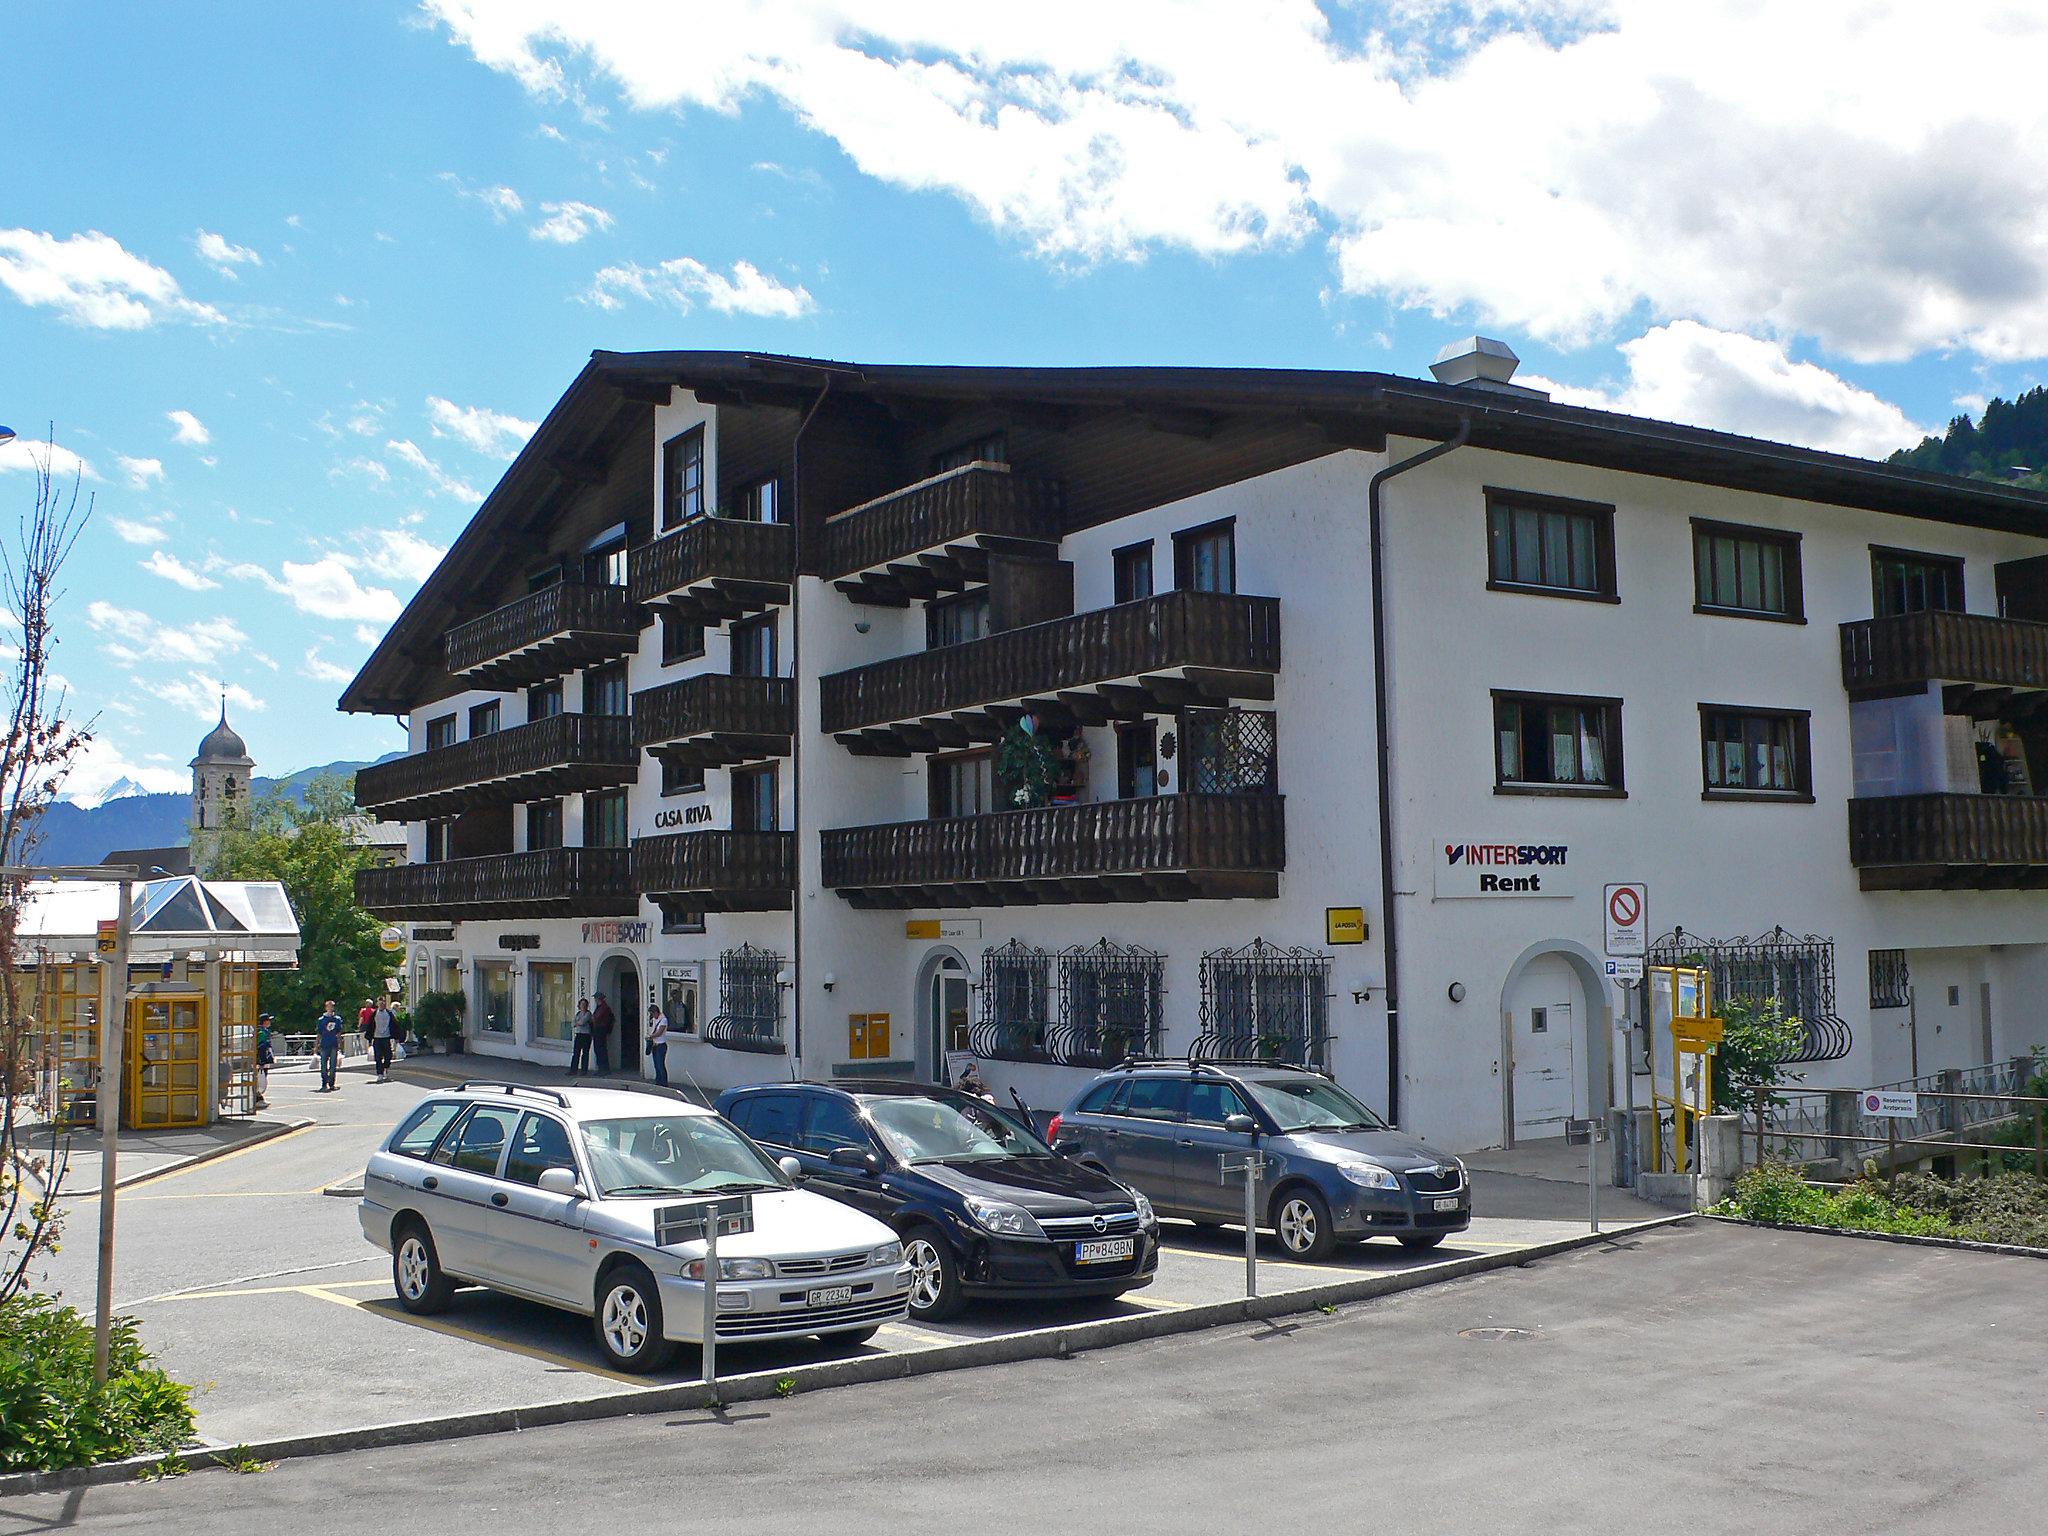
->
[129,995,208,1129]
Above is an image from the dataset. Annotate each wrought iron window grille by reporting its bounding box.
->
[707,942,786,1054]
[1647,926,1852,1063]
[971,938,1054,1063]
[1194,938,1332,1068]
[1051,939,1165,1068]
[1868,949,1911,1011]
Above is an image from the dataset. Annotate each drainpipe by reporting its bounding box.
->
[1368,417,1470,1127]
[786,374,835,1080]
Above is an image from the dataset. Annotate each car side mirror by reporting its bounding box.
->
[829,1146,880,1175]
[778,1155,805,1183]
[1223,1114,1258,1137]
[536,1167,583,1199]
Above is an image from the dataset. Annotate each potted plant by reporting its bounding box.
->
[415,990,466,1055]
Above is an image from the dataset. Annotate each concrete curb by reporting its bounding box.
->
[27,1117,316,1198]
[1706,1212,2048,1260]
[0,1212,1694,1498]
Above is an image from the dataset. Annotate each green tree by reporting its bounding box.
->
[1709,994,1806,1116]
[204,774,387,1027]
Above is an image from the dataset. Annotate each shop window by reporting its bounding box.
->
[1173,519,1236,594]
[1700,707,1811,798]
[732,764,779,832]
[528,961,574,1043]
[663,425,705,530]
[1872,546,1964,617]
[1485,489,1617,601]
[474,961,513,1034]
[1493,692,1624,794]
[1114,542,1155,604]
[1693,519,1803,621]
[469,700,501,737]
[661,756,706,797]
[526,799,564,850]
[661,612,706,665]
[584,789,629,848]
[527,679,563,721]
[929,750,994,819]
[732,613,778,678]
[661,970,700,1035]
[926,591,991,650]
[583,661,628,717]
[1117,721,1160,798]
[425,713,457,751]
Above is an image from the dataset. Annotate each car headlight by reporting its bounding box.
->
[1132,1191,1157,1228]
[869,1241,904,1267]
[685,1256,774,1280]
[1338,1160,1401,1191]
[964,1196,1045,1239]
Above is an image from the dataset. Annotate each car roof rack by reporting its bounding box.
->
[455,1080,571,1107]
[1102,1055,1333,1079]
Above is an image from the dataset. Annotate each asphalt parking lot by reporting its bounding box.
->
[25,1061,1672,1445]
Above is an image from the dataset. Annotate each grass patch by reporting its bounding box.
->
[1720,1162,2048,1248]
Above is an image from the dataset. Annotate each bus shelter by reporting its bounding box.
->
[17,875,300,1130]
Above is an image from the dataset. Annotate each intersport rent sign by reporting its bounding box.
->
[1433,840,1574,899]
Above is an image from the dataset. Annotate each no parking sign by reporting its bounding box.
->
[1603,882,1647,957]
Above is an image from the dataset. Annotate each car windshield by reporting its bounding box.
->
[1242,1077,1388,1133]
[865,1095,1048,1164]
[578,1114,788,1197]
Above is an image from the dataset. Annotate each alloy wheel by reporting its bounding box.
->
[1278,1197,1318,1254]
[904,1238,944,1311]
[602,1283,648,1358]
[397,1236,430,1300]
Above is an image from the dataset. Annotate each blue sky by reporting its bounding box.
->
[5,2,2045,800]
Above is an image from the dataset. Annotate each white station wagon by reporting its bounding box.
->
[359,1082,911,1371]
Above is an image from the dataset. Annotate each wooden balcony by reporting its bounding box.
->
[356,848,636,921]
[821,793,1285,908]
[628,515,793,627]
[1848,793,2048,890]
[822,463,1062,604]
[633,831,795,912]
[1841,611,2048,713]
[445,581,638,690]
[822,590,1281,755]
[354,714,637,821]
[632,674,795,770]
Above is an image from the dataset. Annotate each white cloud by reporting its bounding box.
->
[0,227,225,329]
[425,395,537,458]
[194,229,262,278]
[86,602,247,665]
[302,648,356,685]
[0,436,96,482]
[344,527,447,584]
[226,555,403,622]
[440,173,526,221]
[167,409,212,447]
[335,456,392,486]
[584,256,814,318]
[140,550,221,591]
[1528,323,1931,460]
[157,674,264,723]
[530,200,614,244]
[354,623,385,646]
[386,439,481,501]
[116,455,164,489]
[427,2,2048,365]
[110,516,172,546]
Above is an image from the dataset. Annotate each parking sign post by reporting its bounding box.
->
[657,1194,756,1402]
[1565,1117,1607,1233]
[1219,1113,1268,1297]
[701,1210,719,1395]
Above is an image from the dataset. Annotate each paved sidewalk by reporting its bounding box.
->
[19,1114,308,1193]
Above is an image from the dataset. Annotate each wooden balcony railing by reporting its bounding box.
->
[627,516,793,625]
[1848,793,2048,890]
[821,463,1062,600]
[355,848,636,921]
[354,714,636,821]
[1841,611,2048,699]
[821,793,1285,907]
[822,590,1281,750]
[444,581,638,689]
[632,831,795,912]
[631,674,794,768]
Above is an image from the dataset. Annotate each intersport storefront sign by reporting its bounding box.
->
[1432,840,1574,898]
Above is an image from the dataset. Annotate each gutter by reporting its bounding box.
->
[1367,417,1470,1127]
[785,372,837,1078]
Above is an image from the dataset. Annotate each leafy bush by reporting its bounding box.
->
[1709,996,1806,1115]
[0,1294,195,1472]
[414,990,466,1041]
[1721,1163,2048,1247]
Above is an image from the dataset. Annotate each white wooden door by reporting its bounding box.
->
[1511,957,1581,1140]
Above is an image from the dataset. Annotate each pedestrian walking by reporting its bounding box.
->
[646,1003,669,1088]
[370,999,396,1081]
[315,1000,344,1091]
[255,1012,274,1107]
[569,997,593,1075]
[591,994,615,1074]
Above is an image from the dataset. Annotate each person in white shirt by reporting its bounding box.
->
[646,1004,670,1088]
[370,1001,396,1082]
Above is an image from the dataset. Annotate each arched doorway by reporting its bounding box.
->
[915,947,971,1086]
[1499,940,1611,1146]
[596,953,641,1074]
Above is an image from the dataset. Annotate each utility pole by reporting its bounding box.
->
[93,871,134,1384]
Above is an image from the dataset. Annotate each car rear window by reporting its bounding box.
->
[1076,1081,1122,1113]
[390,1099,463,1158]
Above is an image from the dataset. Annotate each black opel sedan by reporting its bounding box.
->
[716,1080,1159,1320]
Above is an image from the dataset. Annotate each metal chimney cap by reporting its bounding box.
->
[1430,336,1521,386]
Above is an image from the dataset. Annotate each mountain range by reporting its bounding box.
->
[26,755,400,867]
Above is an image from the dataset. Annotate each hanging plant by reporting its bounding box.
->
[997,717,1056,808]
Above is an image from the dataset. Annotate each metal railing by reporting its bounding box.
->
[1748,1056,2045,1178]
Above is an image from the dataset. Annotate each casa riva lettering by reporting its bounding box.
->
[654,803,715,830]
